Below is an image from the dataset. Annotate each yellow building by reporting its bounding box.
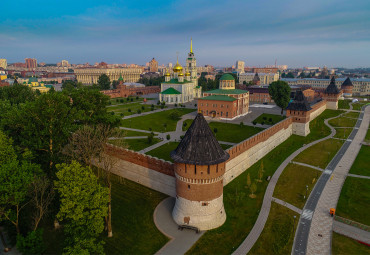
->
[74,67,142,85]
[24,77,50,93]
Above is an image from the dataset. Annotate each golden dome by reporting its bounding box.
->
[165,71,170,76]
[178,72,184,76]
[185,72,190,76]
[173,63,183,73]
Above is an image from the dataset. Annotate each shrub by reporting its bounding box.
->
[194,104,197,107]
[213,128,218,134]
[253,121,257,125]
[269,117,273,122]
[263,116,267,120]
[131,98,133,102]
[128,108,131,112]
[183,122,187,127]
[111,112,115,115]
[180,135,184,140]
[161,105,164,109]
[174,103,178,107]
[169,110,181,120]
[120,113,124,117]
[116,99,119,103]
[120,99,124,103]
[151,104,154,108]
[137,109,141,114]
[147,133,154,144]
[17,229,45,255]
[261,121,265,125]
[136,96,139,100]
[141,106,145,110]
[108,101,112,105]
[127,98,130,102]
[157,101,160,105]
[166,134,171,140]
[240,121,244,127]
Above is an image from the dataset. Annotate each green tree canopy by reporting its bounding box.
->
[98,74,111,90]
[0,84,36,105]
[268,80,291,115]
[55,161,109,254]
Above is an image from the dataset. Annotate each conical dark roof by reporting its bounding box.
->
[171,113,229,165]
[341,77,353,87]
[286,90,312,111]
[253,73,260,81]
[325,77,340,94]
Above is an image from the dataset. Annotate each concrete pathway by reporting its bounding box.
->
[333,220,370,245]
[272,197,303,214]
[218,141,236,146]
[139,140,169,154]
[291,161,325,172]
[232,114,341,255]
[347,173,370,179]
[294,105,370,255]
[154,197,204,255]
[120,127,161,135]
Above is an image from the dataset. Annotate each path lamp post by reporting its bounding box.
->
[293,215,297,234]
[306,185,308,199]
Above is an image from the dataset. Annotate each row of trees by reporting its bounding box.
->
[0,83,125,254]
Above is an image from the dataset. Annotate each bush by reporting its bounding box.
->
[253,121,257,125]
[120,113,124,117]
[169,110,181,120]
[120,99,124,103]
[111,112,115,115]
[137,109,141,114]
[147,133,154,144]
[261,121,265,125]
[151,104,154,108]
[180,135,184,140]
[157,101,160,105]
[17,229,45,255]
[194,104,197,107]
[128,108,131,112]
[116,99,119,103]
[166,134,171,140]
[269,118,273,122]
[108,101,112,105]
[131,98,133,102]
[263,116,267,120]
[136,96,139,100]
[161,105,165,109]
[127,98,130,102]
[175,103,178,107]
[213,128,218,134]
[240,121,244,127]
[183,122,187,127]
[141,106,145,110]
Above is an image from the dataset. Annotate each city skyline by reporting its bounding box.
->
[1,0,370,68]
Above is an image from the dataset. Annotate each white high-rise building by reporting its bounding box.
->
[0,59,7,70]
[235,60,245,73]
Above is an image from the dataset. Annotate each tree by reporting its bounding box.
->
[97,74,111,90]
[169,110,180,120]
[249,182,257,198]
[112,80,119,89]
[246,172,251,188]
[258,161,264,182]
[55,161,109,254]
[0,84,36,105]
[62,80,77,91]
[268,80,291,115]
[213,128,218,136]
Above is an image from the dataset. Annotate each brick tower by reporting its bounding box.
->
[323,77,341,110]
[171,113,229,230]
[286,90,312,136]
[341,77,353,98]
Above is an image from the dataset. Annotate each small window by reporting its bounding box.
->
[202,202,208,206]
[188,185,190,189]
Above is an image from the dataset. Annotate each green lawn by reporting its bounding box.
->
[349,145,370,176]
[183,119,264,143]
[123,130,152,137]
[125,138,161,151]
[110,96,144,104]
[338,100,351,110]
[186,109,343,255]
[336,177,370,226]
[108,102,161,117]
[252,113,286,125]
[294,139,344,169]
[121,108,195,132]
[332,232,370,255]
[104,176,169,254]
[365,129,370,143]
[329,117,358,127]
[146,142,179,162]
[343,111,360,119]
[334,128,353,139]
[220,143,233,150]
[249,202,299,255]
[352,102,369,111]
[273,163,321,209]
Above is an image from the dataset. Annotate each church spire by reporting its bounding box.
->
[190,38,193,53]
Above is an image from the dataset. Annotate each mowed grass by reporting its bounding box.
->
[336,177,370,226]
[123,130,152,137]
[352,102,369,111]
[338,100,351,109]
[274,163,321,209]
[121,108,195,132]
[365,128,370,143]
[183,119,264,143]
[110,96,144,104]
[294,139,344,169]
[343,111,360,119]
[186,109,344,255]
[334,128,353,139]
[249,202,299,255]
[104,176,169,254]
[349,145,370,176]
[108,102,161,116]
[146,142,179,162]
[125,138,161,151]
[328,116,357,127]
[252,113,286,125]
[332,232,370,255]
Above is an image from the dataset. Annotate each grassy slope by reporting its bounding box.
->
[334,128,353,139]
[186,109,343,255]
[343,111,360,118]
[338,100,351,110]
[332,232,370,255]
[293,139,344,169]
[146,142,180,162]
[349,145,370,176]
[273,163,322,209]
[121,108,195,132]
[336,177,370,226]
[328,117,357,127]
[249,202,299,255]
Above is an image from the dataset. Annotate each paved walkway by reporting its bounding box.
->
[291,161,325,172]
[232,114,341,255]
[333,220,370,245]
[154,197,204,255]
[272,197,303,214]
[347,173,370,179]
[139,140,169,154]
[294,105,370,255]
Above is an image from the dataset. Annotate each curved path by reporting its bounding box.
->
[232,112,342,255]
[294,104,370,255]
[153,197,204,255]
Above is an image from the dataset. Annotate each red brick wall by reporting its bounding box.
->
[105,144,175,176]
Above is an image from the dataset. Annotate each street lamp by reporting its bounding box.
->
[306,185,308,199]
[292,215,297,234]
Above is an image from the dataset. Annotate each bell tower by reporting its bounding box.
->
[186,38,198,86]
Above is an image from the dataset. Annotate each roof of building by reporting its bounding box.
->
[170,113,229,165]
[325,77,340,94]
[253,73,260,81]
[163,78,191,84]
[118,75,124,81]
[206,88,247,95]
[286,90,312,111]
[341,77,353,87]
[200,95,237,102]
[160,87,182,95]
[219,73,235,81]
[29,76,38,83]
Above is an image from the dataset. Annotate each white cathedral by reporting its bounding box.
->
[159,39,202,104]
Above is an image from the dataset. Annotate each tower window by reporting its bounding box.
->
[195,165,197,174]
[188,185,190,189]
[207,165,210,174]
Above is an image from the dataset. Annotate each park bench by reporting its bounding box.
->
[178,225,200,233]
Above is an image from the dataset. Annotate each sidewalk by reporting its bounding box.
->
[333,220,370,245]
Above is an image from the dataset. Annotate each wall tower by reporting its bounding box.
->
[171,113,229,230]
[286,90,312,136]
[323,77,341,110]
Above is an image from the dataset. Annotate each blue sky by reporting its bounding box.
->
[1,0,369,67]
